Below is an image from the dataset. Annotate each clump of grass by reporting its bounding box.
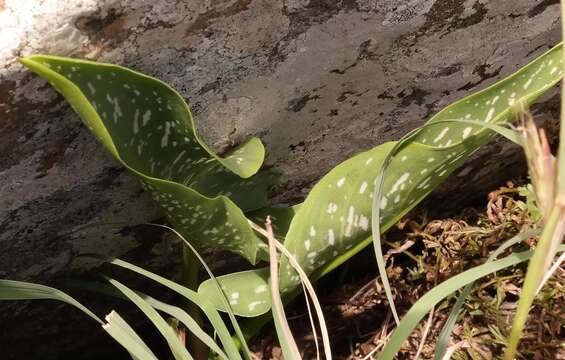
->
[245,182,562,359]
[348,184,563,359]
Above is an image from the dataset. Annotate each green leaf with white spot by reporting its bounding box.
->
[283,42,563,292]
[20,55,276,264]
[198,268,271,317]
[199,43,564,317]
[198,206,300,316]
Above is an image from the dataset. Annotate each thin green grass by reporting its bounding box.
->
[378,245,565,360]
[434,228,542,359]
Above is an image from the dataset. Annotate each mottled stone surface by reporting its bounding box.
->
[0,0,562,358]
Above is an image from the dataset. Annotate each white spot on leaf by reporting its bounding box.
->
[485,107,495,122]
[433,127,449,143]
[389,172,410,194]
[380,197,388,210]
[254,285,267,294]
[462,127,472,139]
[359,181,368,194]
[359,215,369,230]
[87,82,96,95]
[327,203,338,214]
[328,229,335,245]
[142,110,152,126]
[248,301,265,312]
[161,122,171,147]
[345,206,355,237]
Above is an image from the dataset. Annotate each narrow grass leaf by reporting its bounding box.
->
[71,280,229,360]
[430,119,523,145]
[558,1,565,194]
[140,224,253,359]
[274,239,333,360]
[0,280,158,360]
[108,258,244,360]
[106,276,193,360]
[0,279,103,324]
[266,219,302,360]
[103,310,159,360]
[251,221,333,360]
[504,207,565,359]
[142,295,229,360]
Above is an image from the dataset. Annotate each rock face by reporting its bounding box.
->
[0,0,561,358]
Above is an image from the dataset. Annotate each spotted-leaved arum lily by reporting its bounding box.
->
[21,44,563,319]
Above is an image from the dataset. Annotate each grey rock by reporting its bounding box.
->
[0,0,561,358]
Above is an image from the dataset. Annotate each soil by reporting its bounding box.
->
[249,182,565,359]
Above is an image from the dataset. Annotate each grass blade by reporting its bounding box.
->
[108,258,243,360]
[105,276,193,360]
[558,1,565,194]
[0,279,103,324]
[142,294,229,360]
[0,279,159,360]
[250,221,333,360]
[430,119,523,145]
[503,206,565,359]
[139,224,253,359]
[536,251,565,293]
[265,218,302,360]
[103,310,159,360]
[71,280,229,360]
[302,281,321,360]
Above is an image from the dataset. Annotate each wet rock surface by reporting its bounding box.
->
[0,0,562,358]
